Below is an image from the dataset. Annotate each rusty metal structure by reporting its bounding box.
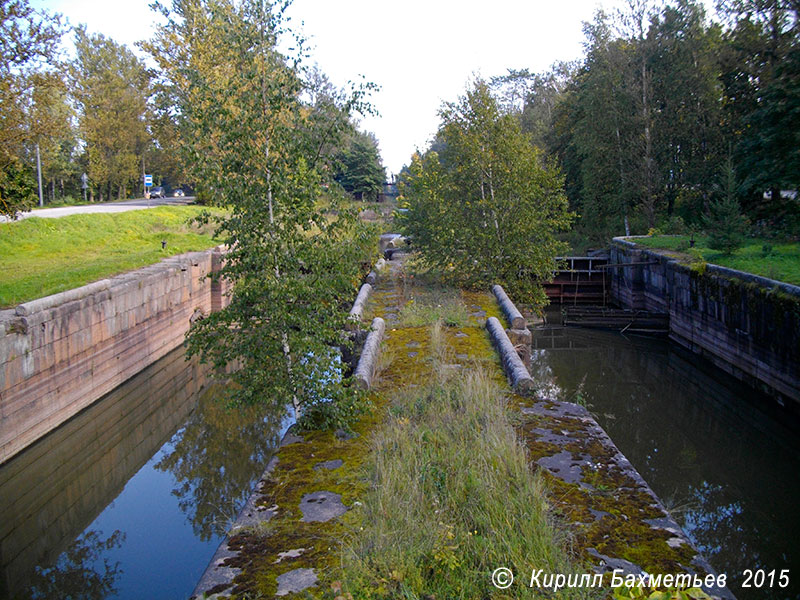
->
[542,256,610,304]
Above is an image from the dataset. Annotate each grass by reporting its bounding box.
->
[0,206,223,307]
[340,320,590,599]
[31,196,91,210]
[630,235,800,285]
[397,293,470,327]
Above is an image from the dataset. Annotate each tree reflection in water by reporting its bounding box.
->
[682,481,748,568]
[155,384,290,541]
[26,530,124,600]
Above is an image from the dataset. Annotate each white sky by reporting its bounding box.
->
[31,0,715,175]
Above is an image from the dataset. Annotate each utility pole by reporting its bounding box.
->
[36,143,44,207]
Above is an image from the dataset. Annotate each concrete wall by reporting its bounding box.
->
[610,238,800,407]
[0,346,209,597]
[0,247,231,463]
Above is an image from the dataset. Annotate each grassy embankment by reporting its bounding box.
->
[630,235,800,285]
[0,206,223,308]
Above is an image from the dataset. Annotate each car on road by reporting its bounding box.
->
[173,189,185,197]
[150,186,165,199]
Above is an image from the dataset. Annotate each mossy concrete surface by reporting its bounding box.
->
[192,250,732,599]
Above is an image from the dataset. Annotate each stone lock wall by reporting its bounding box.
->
[0,247,232,464]
[610,238,800,408]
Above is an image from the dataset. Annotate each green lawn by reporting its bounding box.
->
[32,196,99,210]
[630,235,800,285]
[0,207,223,308]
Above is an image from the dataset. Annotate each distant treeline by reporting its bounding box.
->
[0,0,384,217]
[407,0,799,245]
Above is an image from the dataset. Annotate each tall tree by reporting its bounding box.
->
[334,130,385,201]
[71,27,149,201]
[491,62,576,150]
[147,0,375,427]
[650,0,725,220]
[0,0,63,217]
[555,11,638,242]
[400,80,573,309]
[619,0,661,229]
[27,71,77,203]
[719,0,800,218]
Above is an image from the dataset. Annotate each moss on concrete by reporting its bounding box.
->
[208,252,716,598]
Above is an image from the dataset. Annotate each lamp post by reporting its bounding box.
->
[36,143,44,207]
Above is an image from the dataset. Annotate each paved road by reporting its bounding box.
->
[1,197,197,222]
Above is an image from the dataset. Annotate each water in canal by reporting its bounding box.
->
[3,318,798,599]
[0,346,292,600]
[532,312,800,600]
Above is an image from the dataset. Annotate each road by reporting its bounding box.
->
[1,197,197,222]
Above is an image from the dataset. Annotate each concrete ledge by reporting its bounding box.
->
[354,317,385,390]
[491,284,526,329]
[486,316,534,395]
[364,258,386,286]
[347,283,373,331]
[610,237,800,406]
[0,248,230,464]
[612,237,800,297]
[16,280,112,317]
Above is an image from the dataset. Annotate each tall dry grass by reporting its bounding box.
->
[342,320,594,599]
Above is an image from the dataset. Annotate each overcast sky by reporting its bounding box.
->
[30,0,714,174]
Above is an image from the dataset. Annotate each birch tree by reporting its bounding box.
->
[147,0,376,428]
[400,80,573,309]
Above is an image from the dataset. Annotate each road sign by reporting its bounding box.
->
[144,174,153,186]
[81,173,89,189]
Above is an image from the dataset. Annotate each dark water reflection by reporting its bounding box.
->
[0,346,291,599]
[532,317,800,600]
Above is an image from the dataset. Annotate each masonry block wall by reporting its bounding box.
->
[610,238,800,408]
[0,346,208,595]
[0,247,231,463]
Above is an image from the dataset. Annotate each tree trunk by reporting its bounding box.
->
[641,54,656,229]
[258,14,300,420]
[615,125,629,235]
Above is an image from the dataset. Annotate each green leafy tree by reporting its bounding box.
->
[734,45,800,228]
[0,0,63,217]
[147,0,376,428]
[649,0,725,220]
[71,27,149,201]
[400,79,573,309]
[552,11,638,243]
[0,157,36,214]
[334,130,385,201]
[27,71,78,203]
[491,62,576,150]
[714,0,798,213]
